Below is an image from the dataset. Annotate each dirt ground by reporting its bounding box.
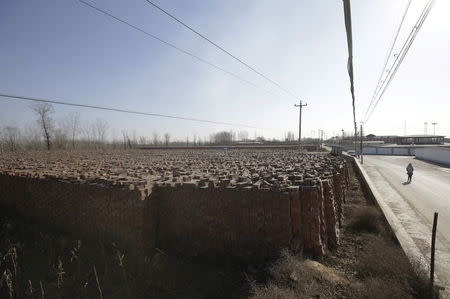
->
[0,161,435,298]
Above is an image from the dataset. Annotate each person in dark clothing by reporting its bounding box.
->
[406,163,414,182]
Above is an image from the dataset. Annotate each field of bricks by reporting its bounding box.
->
[0,149,348,260]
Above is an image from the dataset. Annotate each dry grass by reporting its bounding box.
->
[354,235,436,298]
[0,210,247,298]
[348,206,381,233]
[250,284,297,299]
[355,235,412,279]
[356,277,413,299]
[250,249,342,299]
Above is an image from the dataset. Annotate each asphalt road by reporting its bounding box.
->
[361,155,450,290]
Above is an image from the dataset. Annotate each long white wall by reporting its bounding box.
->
[362,147,414,156]
[415,147,450,166]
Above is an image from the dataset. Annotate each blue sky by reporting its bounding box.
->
[1,0,449,140]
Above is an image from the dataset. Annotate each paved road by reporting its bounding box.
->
[361,155,450,291]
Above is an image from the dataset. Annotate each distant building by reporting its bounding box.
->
[396,135,445,145]
[364,134,445,145]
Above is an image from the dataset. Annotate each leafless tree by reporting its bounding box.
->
[122,130,132,149]
[3,126,20,151]
[238,131,249,141]
[53,127,69,149]
[64,112,80,148]
[152,132,159,146]
[286,131,295,142]
[93,118,108,144]
[164,133,170,146]
[139,136,147,145]
[32,103,54,150]
[210,131,234,144]
[22,125,42,150]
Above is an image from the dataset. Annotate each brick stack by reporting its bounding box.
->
[0,149,348,261]
[156,186,292,260]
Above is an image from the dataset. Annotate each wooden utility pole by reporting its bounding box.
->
[360,124,363,164]
[294,100,307,147]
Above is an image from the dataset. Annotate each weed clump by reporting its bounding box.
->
[348,206,381,233]
[250,249,344,299]
[355,235,435,298]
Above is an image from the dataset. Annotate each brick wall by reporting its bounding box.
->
[0,165,348,261]
[156,186,292,260]
[0,173,151,256]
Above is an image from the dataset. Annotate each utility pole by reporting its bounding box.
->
[341,129,345,145]
[360,124,363,164]
[432,122,438,135]
[294,100,307,147]
[424,122,428,135]
[404,120,407,136]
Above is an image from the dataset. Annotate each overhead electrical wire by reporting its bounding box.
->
[0,93,264,129]
[363,0,412,122]
[143,0,298,99]
[363,0,435,125]
[78,0,282,99]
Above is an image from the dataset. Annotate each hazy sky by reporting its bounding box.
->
[1,0,449,141]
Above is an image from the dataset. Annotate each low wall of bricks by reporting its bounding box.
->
[157,186,292,260]
[156,168,348,259]
[0,156,348,261]
[0,173,154,256]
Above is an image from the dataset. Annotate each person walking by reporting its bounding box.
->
[406,163,414,182]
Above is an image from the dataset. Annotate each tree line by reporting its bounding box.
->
[0,103,175,152]
[1,103,319,152]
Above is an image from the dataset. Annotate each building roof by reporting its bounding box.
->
[400,135,446,138]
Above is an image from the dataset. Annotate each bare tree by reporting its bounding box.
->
[64,112,80,149]
[122,130,132,149]
[22,125,42,150]
[286,131,295,142]
[93,118,108,144]
[238,131,249,141]
[210,131,234,145]
[164,133,170,146]
[53,127,69,149]
[32,103,54,150]
[3,126,20,151]
[152,132,159,146]
[138,136,146,145]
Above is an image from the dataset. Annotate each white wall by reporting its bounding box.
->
[415,147,450,166]
[362,147,414,156]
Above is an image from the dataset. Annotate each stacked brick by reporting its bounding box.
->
[0,173,150,257]
[0,149,348,260]
[157,186,292,260]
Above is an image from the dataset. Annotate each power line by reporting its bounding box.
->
[0,93,264,129]
[143,0,298,99]
[363,0,412,122]
[77,0,281,99]
[363,0,435,124]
